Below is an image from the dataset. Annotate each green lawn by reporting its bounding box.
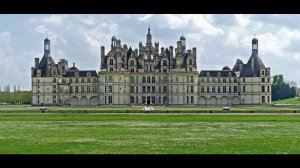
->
[275,97,300,105]
[1,113,300,154]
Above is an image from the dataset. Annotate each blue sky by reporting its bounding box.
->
[0,14,300,91]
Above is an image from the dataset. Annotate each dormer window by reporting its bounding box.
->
[163,60,167,66]
[228,72,232,77]
[261,70,265,75]
[87,72,91,77]
[206,72,210,77]
[217,72,221,77]
[130,60,134,66]
[75,72,79,77]
[189,59,192,65]
[109,59,114,65]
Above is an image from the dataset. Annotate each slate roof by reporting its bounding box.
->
[239,53,265,77]
[199,70,237,77]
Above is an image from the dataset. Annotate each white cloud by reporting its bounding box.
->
[235,14,251,27]
[138,14,154,21]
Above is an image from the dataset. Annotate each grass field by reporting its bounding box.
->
[1,113,300,154]
[275,97,300,105]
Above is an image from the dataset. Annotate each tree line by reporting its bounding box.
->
[0,85,32,105]
[272,74,297,101]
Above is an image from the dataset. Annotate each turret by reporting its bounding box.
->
[35,58,39,67]
[180,34,186,53]
[44,38,50,56]
[101,46,105,67]
[146,27,152,46]
[169,46,173,57]
[252,37,258,55]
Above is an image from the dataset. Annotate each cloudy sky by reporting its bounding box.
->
[0,14,299,91]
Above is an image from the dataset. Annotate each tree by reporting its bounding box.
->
[273,74,284,85]
[272,74,297,101]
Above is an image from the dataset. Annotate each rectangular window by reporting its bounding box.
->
[191,86,194,93]
[152,96,155,104]
[207,78,209,83]
[234,78,237,83]
[130,96,134,104]
[191,96,194,104]
[268,86,270,92]
[261,78,265,82]
[130,86,134,93]
[75,86,78,93]
[207,86,209,93]
[223,86,226,93]
[187,96,189,104]
[109,96,112,104]
[229,86,231,93]
[142,86,146,93]
[262,96,265,103]
[268,78,270,83]
[191,76,194,83]
[267,96,270,103]
[136,86,139,93]
[81,86,84,93]
[159,87,161,93]
[212,78,215,83]
[87,86,90,93]
[212,86,215,93]
[234,86,238,93]
[142,96,146,104]
[147,86,150,93]
[243,86,246,92]
[223,78,226,83]
[201,86,204,93]
[152,86,155,93]
[262,86,265,92]
[109,86,112,93]
[152,77,155,83]
[136,96,139,104]
[243,78,245,82]
[218,86,221,93]
[163,86,167,93]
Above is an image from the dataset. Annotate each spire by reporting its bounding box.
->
[148,26,150,34]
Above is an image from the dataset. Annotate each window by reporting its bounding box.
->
[142,97,146,104]
[234,86,238,93]
[189,68,192,71]
[147,86,150,93]
[207,78,209,83]
[268,86,270,92]
[187,96,189,104]
[70,86,73,93]
[212,78,215,83]
[163,60,167,66]
[152,77,155,83]
[262,96,265,103]
[142,86,146,93]
[218,78,221,83]
[136,86,139,93]
[109,96,112,104]
[223,86,226,93]
[191,86,194,93]
[87,86,91,93]
[234,79,237,83]
[191,76,194,83]
[109,59,113,65]
[70,78,73,83]
[136,96,139,104]
[229,86,231,93]
[81,86,84,93]
[212,86,215,93]
[130,77,135,84]
[218,86,221,93]
[223,78,226,83]
[87,78,90,83]
[53,78,56,83]
[268,78,270,83]
[93,78,97,83]
[229,79,231,83]
[163,76,168,83]
[261,78,265,82]
[262,70,265,75]
[201,86,204,93]
[152,86,155,93]
[109,86,112,93]
[262,86,265,92]
[75,73,79,77]
[130,86,134,93]
[243,86,246,92]
[200,78,204,83]
[243,78,245,82]
[151,96,155,104]
[142,77,146,83]
[130,68,134,72]
[163,69,167,73]
[147,77,151,83]
[207,86,209,93]
[159,87,161,93]
[130,60,134,66]
[189,59,192,65]
[187,86,189,93]
[130,96,134,104]
[191,96,194,104]
[81,78,84,83]
[163,86,167,93]
[267,96,270,103]
[75,78,78,83]
[75,86,78,93]
[110,68,113,71]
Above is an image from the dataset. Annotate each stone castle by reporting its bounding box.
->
[31,28,272,106]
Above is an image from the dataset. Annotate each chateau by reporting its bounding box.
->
[31,28,272,106]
